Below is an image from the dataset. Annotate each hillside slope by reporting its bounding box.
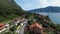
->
[0,0,25,21]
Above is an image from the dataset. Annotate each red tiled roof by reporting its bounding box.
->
[0,23,5,30]
[29,22,43,30]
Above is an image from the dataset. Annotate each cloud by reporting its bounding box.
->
[38,0,49,8]
[50,0,60,6]
[38,0,60,7]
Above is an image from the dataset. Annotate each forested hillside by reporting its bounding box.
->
[0,0,25,22]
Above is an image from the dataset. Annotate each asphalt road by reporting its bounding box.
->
[19,19,28,34]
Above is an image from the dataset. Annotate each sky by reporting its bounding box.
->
[14,0,60,10]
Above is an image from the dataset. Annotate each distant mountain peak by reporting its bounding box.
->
[28,6,60,13]
[46,6,60,8]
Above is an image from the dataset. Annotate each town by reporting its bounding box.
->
[0,14,49,34]
[0,14,60,34]
[0,0,60,34]
[0,16,28,34]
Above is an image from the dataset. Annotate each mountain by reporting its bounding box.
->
[0,0,26,21]
[28,6,60,13]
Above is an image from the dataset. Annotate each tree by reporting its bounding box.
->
[4,31,12,34]
[24,30,29,34]
[48,31,56,34]
[56,24,60,32]
[10,25,17,32]
[13,32,18,34]
[28,20,34,25]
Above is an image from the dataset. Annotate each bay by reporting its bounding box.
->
[36,12,60,24]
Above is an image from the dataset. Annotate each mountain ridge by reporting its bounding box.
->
[28,6,60,13]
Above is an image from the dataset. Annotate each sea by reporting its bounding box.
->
[35,12,60,24]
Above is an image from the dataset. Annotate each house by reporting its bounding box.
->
[40,15,50,24]
[11,17,26,26]
[29,22,43,34]
[40,15,49,19]
[18,17,26,23]
[11,18,18,25]
[0,23,9,33]
[43,19,50,23]
[0,23,5,30]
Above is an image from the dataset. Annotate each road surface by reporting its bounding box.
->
[18,19,28,34]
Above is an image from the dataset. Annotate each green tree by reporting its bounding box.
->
[48,31,55,34]
[56,24,60,32]
[10,25,17,32]
[28,20,34,25]
[24,30,29,34]
[4,31,12,34]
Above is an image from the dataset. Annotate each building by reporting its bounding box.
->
[40,15,50,24]
[43,19,50,23]
[0,23,5,30]
[11,17,26,26]
[29,22,43,34]
[11,18,18,26]
[0,23,9,33]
